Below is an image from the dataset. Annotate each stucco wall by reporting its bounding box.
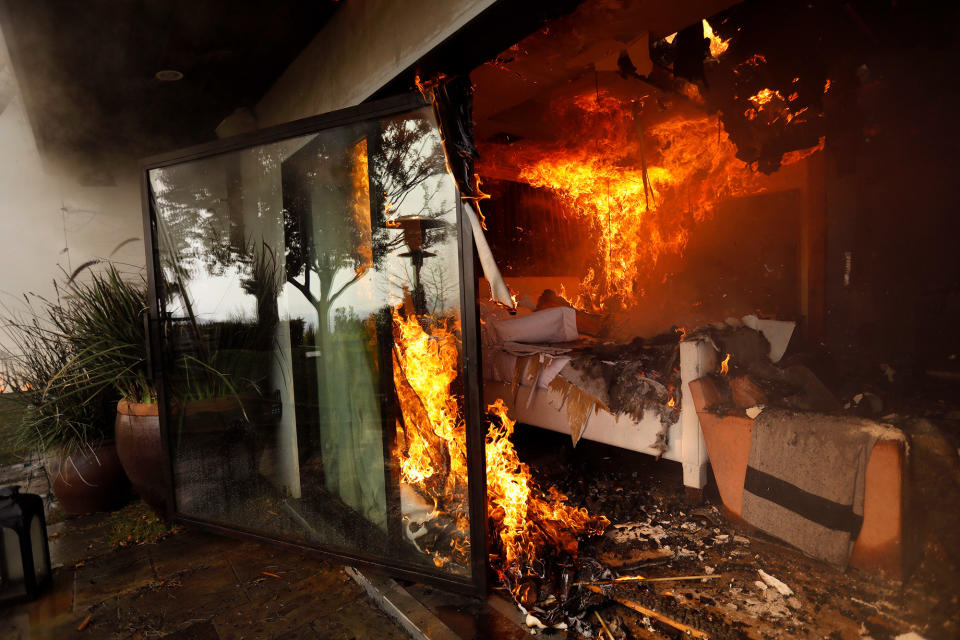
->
[255,0,497,127]
[0,28,143,354]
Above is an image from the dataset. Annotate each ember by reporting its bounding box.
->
[703,19,730,59]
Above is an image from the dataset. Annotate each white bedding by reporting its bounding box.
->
[479,305,578,390]
[483,346,571,390]
[491,306,578,343]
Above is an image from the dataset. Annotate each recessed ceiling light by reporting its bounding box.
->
[155,69,184,82]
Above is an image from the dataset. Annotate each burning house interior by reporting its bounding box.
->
[143,0,959,635]
[440,0,960,637]
[3,0,960,638]
[433,0,960,637]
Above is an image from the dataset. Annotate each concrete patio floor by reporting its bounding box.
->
[1,505,409,640]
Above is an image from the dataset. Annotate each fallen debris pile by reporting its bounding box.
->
[516,432,956,640]
[564,330,683,426]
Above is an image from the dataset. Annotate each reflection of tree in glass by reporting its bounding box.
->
[151,171,240,278]
[383,262,459,318]
[282,114,452,334]
[238,240,284,349]
[332,307,365,335]
[149,112,452,336]
[420,263,459,317]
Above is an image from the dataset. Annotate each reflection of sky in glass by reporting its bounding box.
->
[149,114,460,330]
[327,180,460,323]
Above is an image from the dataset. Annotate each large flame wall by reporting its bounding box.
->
[478,92,808,337]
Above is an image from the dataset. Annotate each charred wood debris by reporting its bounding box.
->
[488,322,958,639]
[510,438,955,640]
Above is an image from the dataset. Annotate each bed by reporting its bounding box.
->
[480,303,722,493]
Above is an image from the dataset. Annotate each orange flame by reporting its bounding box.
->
[350,138,373,273]
[0,374,28,394]
[749,88,781,107]
[463,174,492,230]
[702,19,730,58]
[505,93,762,307]
[392,309,466,488]
[391,306,608,583]
[781,136,825,166]
[720,353,731,376]
[486,399,609,572]
[744,87,813,127]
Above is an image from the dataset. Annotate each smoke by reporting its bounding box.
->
[0,24,145,353]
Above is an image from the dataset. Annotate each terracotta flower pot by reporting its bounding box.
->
[115,400,167,514]
[50,442,130,515]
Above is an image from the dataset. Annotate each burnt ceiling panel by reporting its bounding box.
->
[471,0,739,143]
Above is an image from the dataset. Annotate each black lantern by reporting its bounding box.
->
[0,486,52,604]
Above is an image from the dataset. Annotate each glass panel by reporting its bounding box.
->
[148,106,472,578]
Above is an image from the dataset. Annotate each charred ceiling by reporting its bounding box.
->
[661,0,960,173]
[472,0,960,175]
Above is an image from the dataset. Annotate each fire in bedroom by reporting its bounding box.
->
[134,0,958,638]
[426,0,940,636]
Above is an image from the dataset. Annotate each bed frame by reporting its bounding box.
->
[482,338,719,494]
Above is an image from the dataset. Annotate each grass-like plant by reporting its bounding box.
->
[0,286,115,456]
[0,257,270,457]
[52,263,153,405]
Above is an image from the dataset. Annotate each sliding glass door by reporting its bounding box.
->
[141,95,485,592]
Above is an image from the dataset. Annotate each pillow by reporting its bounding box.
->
[493,307,578,344]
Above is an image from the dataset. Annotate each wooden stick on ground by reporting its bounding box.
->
[77,615,92,632]
[576,573,722,587]
[586,585,711,640]
[594,610,616,640]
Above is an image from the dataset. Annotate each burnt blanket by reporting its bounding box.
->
[741,409,880,568]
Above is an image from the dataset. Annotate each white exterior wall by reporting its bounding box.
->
[255,0,497,126]
[0,28,143,353]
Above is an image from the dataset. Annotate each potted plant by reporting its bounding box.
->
[52,264,167,513]
[0,288,129,515]
[54,260,264,516]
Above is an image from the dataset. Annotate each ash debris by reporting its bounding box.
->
[512,427,955,640]
[565,330,683,428]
